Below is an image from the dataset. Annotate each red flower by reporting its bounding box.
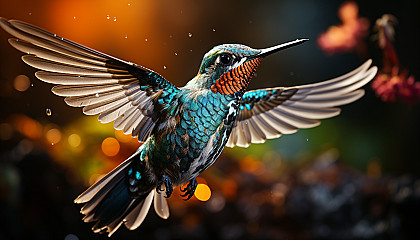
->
[372,68,420,105]
[372,14,420,105]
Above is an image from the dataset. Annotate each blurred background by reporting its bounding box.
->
[0,0,419,239]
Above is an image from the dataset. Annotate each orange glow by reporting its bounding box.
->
[46,0,164,68]
[46,128,62,145]
[239,156,265,175]
[22,119,42,139]
[101,137,120,157]
[114,130,134,143]
[194,184,211,201]
[318,1,369,55]
[12,115,43,139]
[13,75,30,92]
[339,1,359,24]
[222,179,238,199]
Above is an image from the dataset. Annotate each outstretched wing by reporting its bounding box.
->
[227,60,377,148]
[0,18,179,142]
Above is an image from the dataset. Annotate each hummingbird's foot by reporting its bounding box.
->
[157,174,173,198]
[180,178,198,200]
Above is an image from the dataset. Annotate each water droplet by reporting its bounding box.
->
[190,49,193,52]
[46,108,52,116]
[145,38,148,42]
[28,12,32,16]
[128,3,131,6]
[95,93,99,97]
[163,66,167,69]
[106,15,110,20]
[113,17,117,22]
[212,28,216,32]
[174,52,178,56]
[31,84,34,87]
[306,138,308,141]
[188,32,193,38]
[124,35,128,39]
[73,16,76,20]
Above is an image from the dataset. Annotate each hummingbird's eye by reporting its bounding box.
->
[219,54,233,65]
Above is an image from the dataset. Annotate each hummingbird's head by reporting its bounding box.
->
[189,39,308,95]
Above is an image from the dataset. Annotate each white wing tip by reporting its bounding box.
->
[74,195,88,204]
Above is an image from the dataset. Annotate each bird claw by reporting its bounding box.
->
[180,178,197,200]
[157,174,173,198]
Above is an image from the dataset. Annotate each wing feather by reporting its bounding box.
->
[0,18,179,142]
[35,71,135,85]
[227,60,377,148]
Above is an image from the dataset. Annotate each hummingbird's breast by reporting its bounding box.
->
[148,89,239,185]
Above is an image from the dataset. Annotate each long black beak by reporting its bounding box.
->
[256,38,308,57]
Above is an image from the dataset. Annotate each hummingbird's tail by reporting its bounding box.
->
[74,149,169,237]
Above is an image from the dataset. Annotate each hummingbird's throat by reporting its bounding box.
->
[211,57,263,95]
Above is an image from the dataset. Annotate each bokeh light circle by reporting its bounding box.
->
[13,75,30,92]
[68,133,81,147]
[101,137,120,157]
[194,184,211,201]
[46,128,62,145]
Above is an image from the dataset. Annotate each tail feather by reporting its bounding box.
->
[80,171,125,216]
[75,149,140,204]
[74,148,169,236]
[154,187,170,219]
[91,180,132,225]
[124,190,155,230]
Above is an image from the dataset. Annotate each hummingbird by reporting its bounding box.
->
[0,18,377,236]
